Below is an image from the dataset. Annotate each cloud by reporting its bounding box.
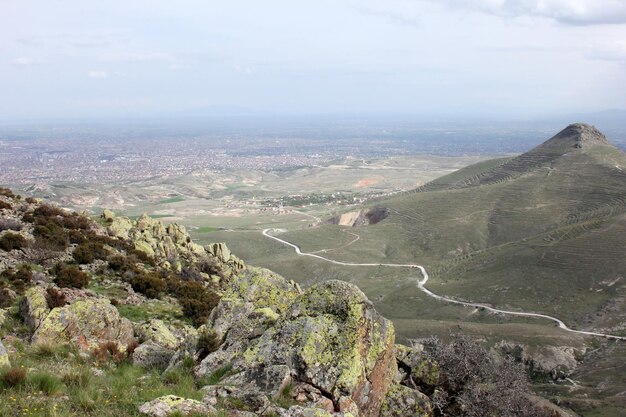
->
[357,0,626,25]
[13,57,47,66]
[88,70,108,79]
[442,0,626,25]
[99,52,177,63]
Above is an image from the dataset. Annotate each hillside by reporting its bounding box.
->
[303,124,626,333]
[0,190,565,417]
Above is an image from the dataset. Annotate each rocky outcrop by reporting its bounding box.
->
[104,211,245,277]
[133,342,175,369]
[138,395,216,417]
[20,286,50,331]
[380,384,433,417]
[196,267,302,375]
[240,280,396,417]
[31,298,134,350]
[133,319,199,369]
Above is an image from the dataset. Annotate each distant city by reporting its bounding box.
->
[1,117,625,185]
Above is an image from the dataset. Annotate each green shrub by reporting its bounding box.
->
[1,367,27,388]
[53,264,89,288]
[68,229,88,244]
[0,188,15,198]
[0,232,27,251]
[60,213,92,230]
[197,330,221,360]
[130,272,166,299]
[108,254,139,273]
[177,282,220,326]
[73,241,108,264]
[33,204,65,218]
[33,221,69,251]
[45,287,67,308]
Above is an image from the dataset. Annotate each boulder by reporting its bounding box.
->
[380,384,433,417]
[102,209,115,221]
[107,216,133,240]
[138,395,215,417]
[195,267,302,378]
[274,406,357,417]
[0,339,10,368]
[135,319,180,350]
[242,280,396,417]
[20,286,50,331]
[31,298,134,350]
[132,342,175,369]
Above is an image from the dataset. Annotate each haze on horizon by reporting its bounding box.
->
[2,0,626,121]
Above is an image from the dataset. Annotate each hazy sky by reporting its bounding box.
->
[2,0,626,120]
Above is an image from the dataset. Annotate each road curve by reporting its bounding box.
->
[262,228,625,341]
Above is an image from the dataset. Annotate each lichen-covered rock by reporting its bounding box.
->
[274,405,357,417]
[135,319,180,350]
[195,268,301,378]
[132,341,175,369]
[107,216,133,240]
[20,286,50,331]
[393,344,439,387]
[241,280,396,417]
[138,395,215,417]
[102,209,116,221]
[0,339,10,368]
[31,298,134,350]
[380,384,433,417]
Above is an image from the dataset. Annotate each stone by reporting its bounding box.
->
[195,268,302,378]
[102,209,116,221]
[133,342,175,369]
[20,286,50,331]
[135,319,180,350]
[107,216,133,239]
[380,384,433,417]
[138,395,215,417]
[242,280,396,417]
[0,339,10,368]
[31,298,134,350]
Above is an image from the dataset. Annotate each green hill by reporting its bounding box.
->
[294,124,626,333]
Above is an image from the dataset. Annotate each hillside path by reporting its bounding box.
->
[262,228,625,341]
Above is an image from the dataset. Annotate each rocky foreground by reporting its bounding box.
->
[0,189,568,417]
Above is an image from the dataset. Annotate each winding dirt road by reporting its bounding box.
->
[262,228,625,341]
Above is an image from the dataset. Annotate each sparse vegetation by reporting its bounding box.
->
[45,287,67,308]
[0,232,27,251]
[130,272,166,299]
[53,264,89,288]
[73,241,108,264]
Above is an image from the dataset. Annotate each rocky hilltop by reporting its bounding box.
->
[0,188,567,417]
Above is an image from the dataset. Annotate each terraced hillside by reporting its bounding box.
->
[303,124,626,334]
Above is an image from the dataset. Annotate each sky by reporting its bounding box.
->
[1,0,626,120]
